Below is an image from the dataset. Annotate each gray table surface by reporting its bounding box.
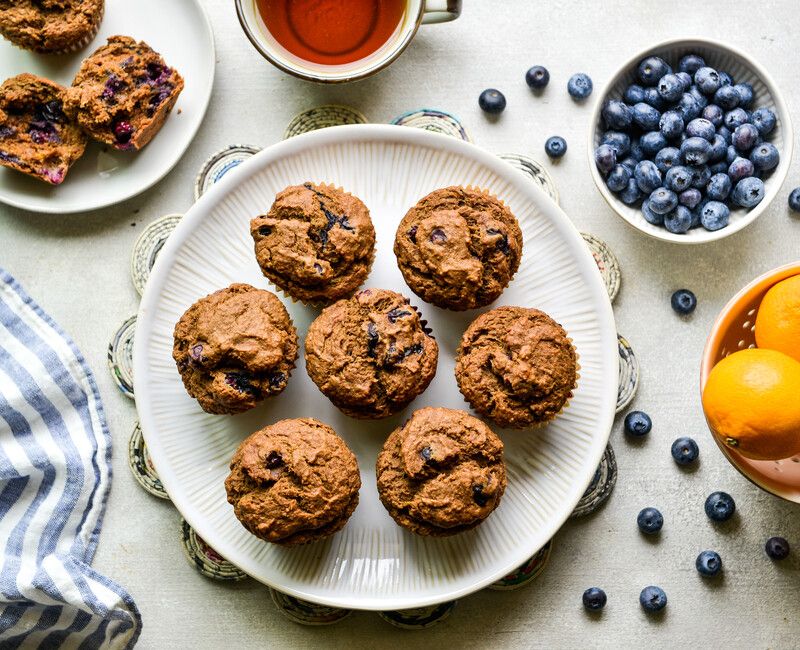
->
[2,1,799,647]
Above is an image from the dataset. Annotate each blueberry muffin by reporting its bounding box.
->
[65,36,184,151]
[304,288,438,419]
[394,186,523,311]
[0,74,87,185]
[225,418,361,545]
[251,183,376,305]
[455,306,577,428]
[172,284,298,415]
[0,0,103,54]
[376,407,506,536]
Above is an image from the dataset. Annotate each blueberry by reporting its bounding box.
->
[788,188,800,212]
[594,144,616,173]
[726,144,739,165]
[567,73,593,99]
[624,84,646,104]
[724,108,749,130]
[643,87,665,109]
[39,100,64,123]
[659,110,684,140]
[624,410,652,436]
[679,188,702,209]
[678,53,705,75]
[479,88,506,114]
[706,173,732,201]
[632,102,661,131]
[629,141,645,161]
[695,67,721,95]
[265,450,284,469]
[641,199,664,225]
[681,137,712,165]
[700,201,730,231]
[717,125,732,143]
[620,178,643,205]
[750,142,779,171]
[708,134,728,162]
[224,371,256,395]
[639,586,667,612]
[664,165,692,192]
[690,202,705,229]
[603,100,632,130]
[696,550,722,577]
[664,205,692,234]
[648,187,678,214]
[702,104,724,127]
[732,177,765,209]
[687,85,709,109]
[545,136,567,159]
[732,123,760,152]
[606,165,631,192]
[713,85,740,110]
[671,288,697,314]
[686,118,715,141]
[728,156,755,183]
[765,536,790,560]
[637,507,664,534]
[709,160,728,175]
[705,491,736,522]
[688,164,712,189]
[113,120,134,144]
[677,93,701,121]
[734,83,754,109]
[639,131,667,157]
[620,157,638,174]
[635,160,662,193]
[472,484,489,507]
[657,73,684,102]
[525,65,550,89]
[720,71,733,86]
[638,56,671,86]
[675,71,692,91]
[655,147,681,173]
[601,131,631,158]
[582,587,607,611]
[671,436,699,465]
[751,107,776,135]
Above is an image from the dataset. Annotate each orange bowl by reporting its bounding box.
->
[700,262,800,503]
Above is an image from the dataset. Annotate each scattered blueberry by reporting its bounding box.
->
[765,536,790,560]
[696,550,722,576]
[635,160,662,193]
[567,73,593,100]
[678,54,705,75]
[624,410,652,436]
[706,173,732,201]
[478,88,506,114]
[671,436,699,465]
[638,56,671,86]
[751,107,777,135]
[545,136,567,159]
[750,142,779,171]
[649,187,678,214]
[788,188,800,212]
[664,205,692,234]
[671,289,697,314]
[704,491,736,522]
[582,587,607,611]
[732,177,765,208]
[606,165,631,192]
[700,201,730,231]
[525,65,550,89]
[639,586,667,612]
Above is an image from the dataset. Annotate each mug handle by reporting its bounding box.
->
[421,0,461,24]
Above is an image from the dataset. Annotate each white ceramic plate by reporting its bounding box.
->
[134,125,618,610]
[0,0,214,214]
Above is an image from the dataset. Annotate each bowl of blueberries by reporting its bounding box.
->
[589,38,793,243]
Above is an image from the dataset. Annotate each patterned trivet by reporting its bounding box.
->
[130,213,184,296]
[128,421,169,500]
[269,590,352,626]
[487,539,553,591]
[391,108,472,142]
[379,600,457,629]
[108,315,137,399]
[194,145,261,201]
[617,334,640,413]
[180,519,249,582]
[284,105,368,139]
[498,153,559,204]
[581,233,621,303]
[570,444,617,518]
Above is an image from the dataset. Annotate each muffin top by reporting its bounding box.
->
[376,407,506,536]
[304,288,438,419]
[225,418,361,545]
[172,284,298,415]
[251,183,376,305]
[456,306,577,428]
[0,0,103,53]
[394,186,523,311]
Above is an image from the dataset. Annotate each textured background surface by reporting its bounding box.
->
[1,0,799,647]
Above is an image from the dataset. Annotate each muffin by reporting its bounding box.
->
[0,0,103,54]
[376,407,506,536]
[455,306,577,428]
[304,288,438,419]
[172,284,298,415]
[0,74,87,185]
[250,183,376,305]
[65,36,184,151]
[225,418,361,545]
[394,186,523,311]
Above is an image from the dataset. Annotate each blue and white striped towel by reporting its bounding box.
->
[0,270,140,648]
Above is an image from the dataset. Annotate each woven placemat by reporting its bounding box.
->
[487,539,553,591]
[617,334,640,413]
[284,105,368,139]
[130,214,184,296]
[194,145,261,201]
[581,233,621,303]
[379,601,458,629]
[128,422,169,500]
[570,445,617,518]
[269,590,352,626]
[498,153,559,204]
[391,108,472,142]
[107,315,136,399]
[180,519,249,582]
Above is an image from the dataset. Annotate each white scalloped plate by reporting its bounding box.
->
[134,125,618,610]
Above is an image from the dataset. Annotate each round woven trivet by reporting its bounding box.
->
[581,232,621,303]
[284,105,368,139]
[180,519,249,581]
[498,153,559,204]
[391,108,472,142]
[130,214,183,296]
[108,315,136,399]
[570,445,617,518]
[617,334,640,413]
[269,590,352,626]
[487,539,553,591]
[128,422,169,500]
[379,600,457,629]
[194,145,262,201]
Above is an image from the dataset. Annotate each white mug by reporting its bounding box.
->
[235,0,462,83]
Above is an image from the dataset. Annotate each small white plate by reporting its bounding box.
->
[134,125,618,610]
[0,0,214,214]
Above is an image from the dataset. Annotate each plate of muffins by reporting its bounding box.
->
[134,124,618,610]
[0,0,214,213]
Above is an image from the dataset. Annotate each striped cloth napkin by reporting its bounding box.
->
[0,270,140,648]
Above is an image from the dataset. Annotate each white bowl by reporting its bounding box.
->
[588,37,793,244]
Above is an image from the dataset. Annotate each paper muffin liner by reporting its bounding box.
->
[34,0,105,55]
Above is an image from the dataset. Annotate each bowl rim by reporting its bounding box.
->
[700,260,800,503]
[588,36,795,245]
